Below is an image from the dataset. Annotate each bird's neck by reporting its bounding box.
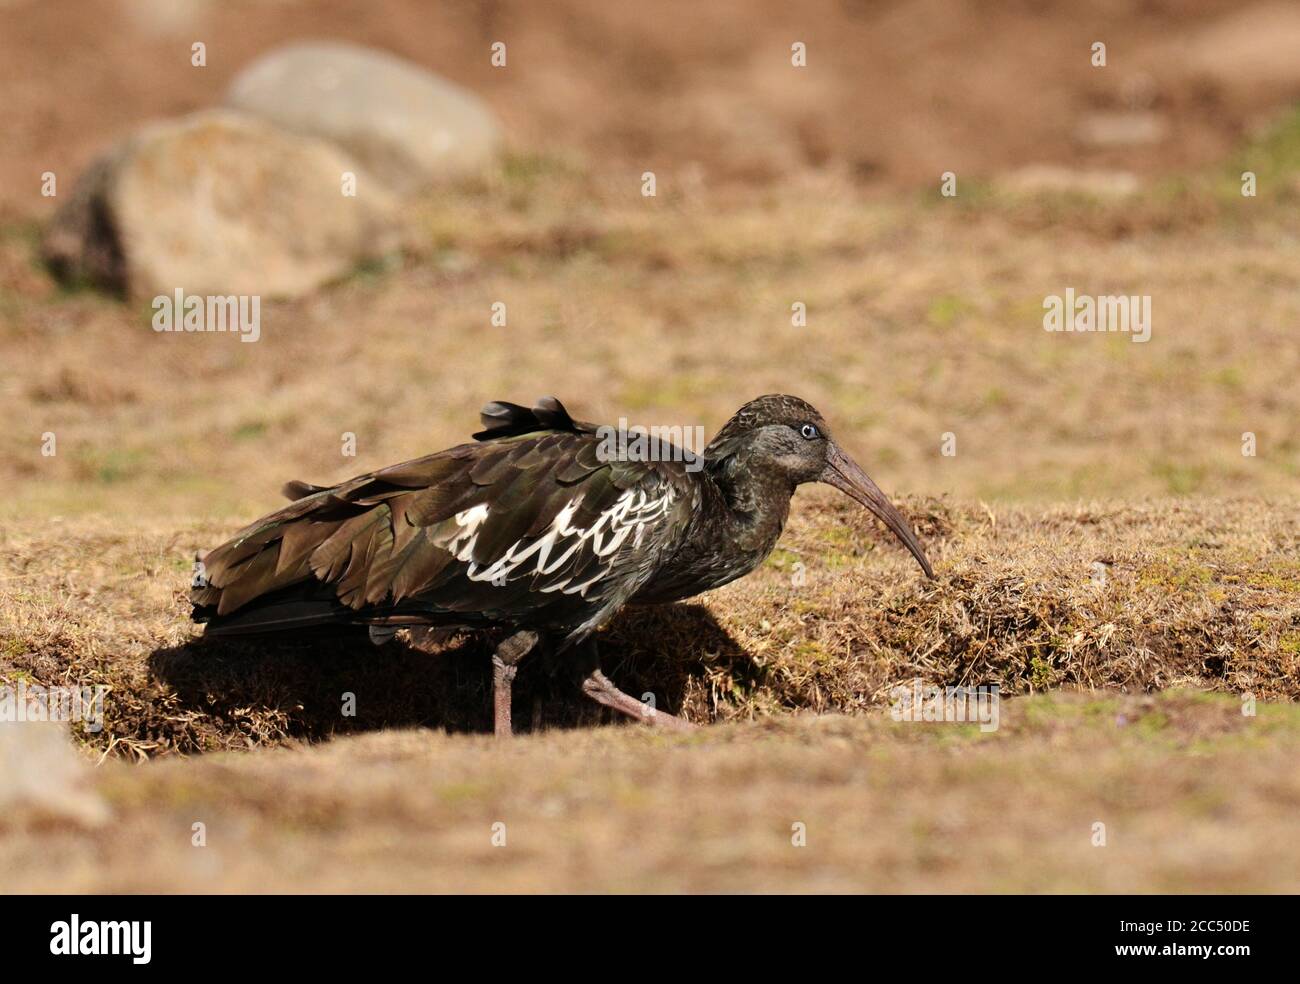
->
[631,452,794,605]
[706,450,794,557]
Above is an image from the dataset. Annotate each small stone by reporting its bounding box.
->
[1001,165,1140,198]
[1077,111,1169,149]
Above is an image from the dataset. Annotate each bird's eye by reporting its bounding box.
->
[799,423,820,440]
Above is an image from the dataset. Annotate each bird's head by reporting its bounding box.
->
[707,394,934,578]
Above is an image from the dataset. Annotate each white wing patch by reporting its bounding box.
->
[446,502,490,563]
[463,487,675,596]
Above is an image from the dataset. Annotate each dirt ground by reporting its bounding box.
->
[4,0,1300,213]
[3,0,1300,893]
[6,692,1299,894]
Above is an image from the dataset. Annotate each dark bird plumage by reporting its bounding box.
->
[191,395,933,734]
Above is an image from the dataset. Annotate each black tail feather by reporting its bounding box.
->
[472,396,592,440]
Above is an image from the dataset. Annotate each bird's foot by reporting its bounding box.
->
[580,669,696,732]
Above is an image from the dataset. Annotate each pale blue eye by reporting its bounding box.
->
[799,423,820,440]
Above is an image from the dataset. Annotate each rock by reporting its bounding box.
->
[122,0,213,36]
[226,41,502,195]
[43,110,399,299]
[1000,165,1140,198]
[1076,111,1169,149]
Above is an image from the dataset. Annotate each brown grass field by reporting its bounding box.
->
[3,0,1300,893]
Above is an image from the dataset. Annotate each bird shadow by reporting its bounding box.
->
[145,604,756,751]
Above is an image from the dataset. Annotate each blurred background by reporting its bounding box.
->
[3,0,1299,519]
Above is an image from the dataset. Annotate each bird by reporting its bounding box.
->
[191,394,934,736]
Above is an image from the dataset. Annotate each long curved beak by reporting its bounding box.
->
[820,444,935,579]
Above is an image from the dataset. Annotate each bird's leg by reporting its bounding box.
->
[577,640,696,732]
[492,629,540,738]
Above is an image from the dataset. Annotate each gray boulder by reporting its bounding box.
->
[44,110,398,299]
[225,41,502,195]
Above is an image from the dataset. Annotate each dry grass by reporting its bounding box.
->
[2,497,1297,759]
[4,158,1300,521]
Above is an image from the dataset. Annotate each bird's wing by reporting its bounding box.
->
[192,400,697,643]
